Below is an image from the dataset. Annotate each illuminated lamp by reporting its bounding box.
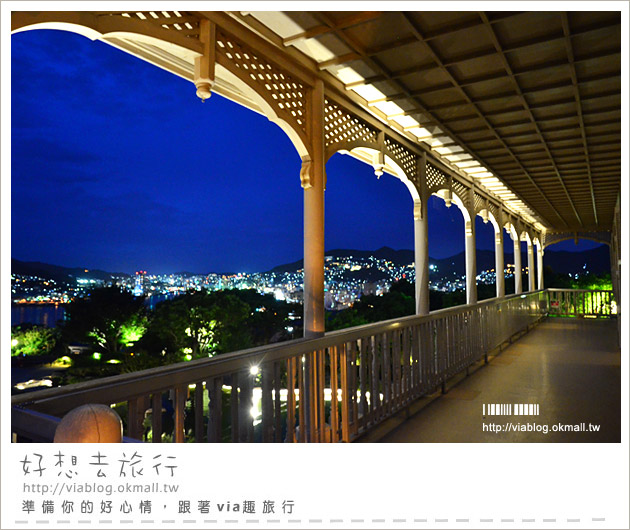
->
[481,209,489,223]
[54,404,123,443]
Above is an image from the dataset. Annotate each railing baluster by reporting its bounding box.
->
[286,357,297,443]
[231,373,239,443]
[412,324,421,396]
[173,385,186,443]
[151,392,162,443]
[239,371,254,443]
[207,377,223,443]
[340,342,351,442]
[127,396,144,441]
[302,353,315,443]
[297,355,306,443]
[359,337,367,430]
[402,326,410,404]
[392,329,400,409]
[330,345,339,442]
[273,361,282,442]
[317,349,326,442]
[370,335,379,423]
[349,341,359,438]
[194,382,204,443]
[262,364,274,443]
[382,332,390,415]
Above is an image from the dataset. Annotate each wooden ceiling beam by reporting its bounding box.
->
[401,12,569,227]
[560,12,599,226]
[283,11,382,45]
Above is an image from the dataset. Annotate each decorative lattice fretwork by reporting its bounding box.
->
[426,162,447,191]
[474,192,485,214]
[104,11,200,38]
[384,138,417,180]
[488,202,499,224]
[324,100,379,149]
[452,180,470,209]
[216,30,308,135]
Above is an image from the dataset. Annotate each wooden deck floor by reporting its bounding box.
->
[373,317,621,443]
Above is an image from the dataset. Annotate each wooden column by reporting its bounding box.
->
[465,220,477,304]
[303,79,325,339]
[527,241,536,291]
[414,154,429,315]
[513,235,523,294]
[495,229,505,297]
[414,205,430,315]
[537,244,544,290]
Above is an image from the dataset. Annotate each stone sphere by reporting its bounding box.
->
[54,404,123,443]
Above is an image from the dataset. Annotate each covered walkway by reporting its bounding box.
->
[375,318,620,442]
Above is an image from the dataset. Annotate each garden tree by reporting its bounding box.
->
[62,287,147,358]
[230,289,300,343]
[141,290,252,360]
[141,289,299,362]
[11,324,61,357]
[572,272,612,290]
[327,281,416,331]
[326,308,369,331]
[353,290,415,323]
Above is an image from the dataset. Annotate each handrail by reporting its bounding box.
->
[12,290,550,442]
[546,288,613,293]
[11,290,544,412]
[547,288,614,318]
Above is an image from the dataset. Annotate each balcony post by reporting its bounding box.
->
[414,153,430,315]
[414,201,430,315]
[303,79,325,339]
[465,220,477,304]
[495,228,505,297]
[513,234,523,294]
[537,243,544,290]
[527,240,536,291]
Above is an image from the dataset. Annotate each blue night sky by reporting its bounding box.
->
[10,30,601,274]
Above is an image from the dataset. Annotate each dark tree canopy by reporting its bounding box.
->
[61,286,146,358]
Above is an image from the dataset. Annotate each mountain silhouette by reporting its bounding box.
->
[12,244,610,281]
[270,245,610,276]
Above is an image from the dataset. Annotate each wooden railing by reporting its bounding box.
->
[12,290,548,443]
[547,289,615,318]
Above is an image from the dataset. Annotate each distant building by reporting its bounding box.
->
[134,270,146,296]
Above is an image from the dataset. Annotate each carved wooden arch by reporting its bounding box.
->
[11,11,203,56]
[214,27,312,159]
[325,140,381,162]
[503,218,519,240]
[12,12,314,160]
[431,187,472,225]
[326,144,421,205]
[543,231,611,249]
[323,101,421,200]
[478,209,501,234]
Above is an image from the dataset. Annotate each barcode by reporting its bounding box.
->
[483,404,539,416]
